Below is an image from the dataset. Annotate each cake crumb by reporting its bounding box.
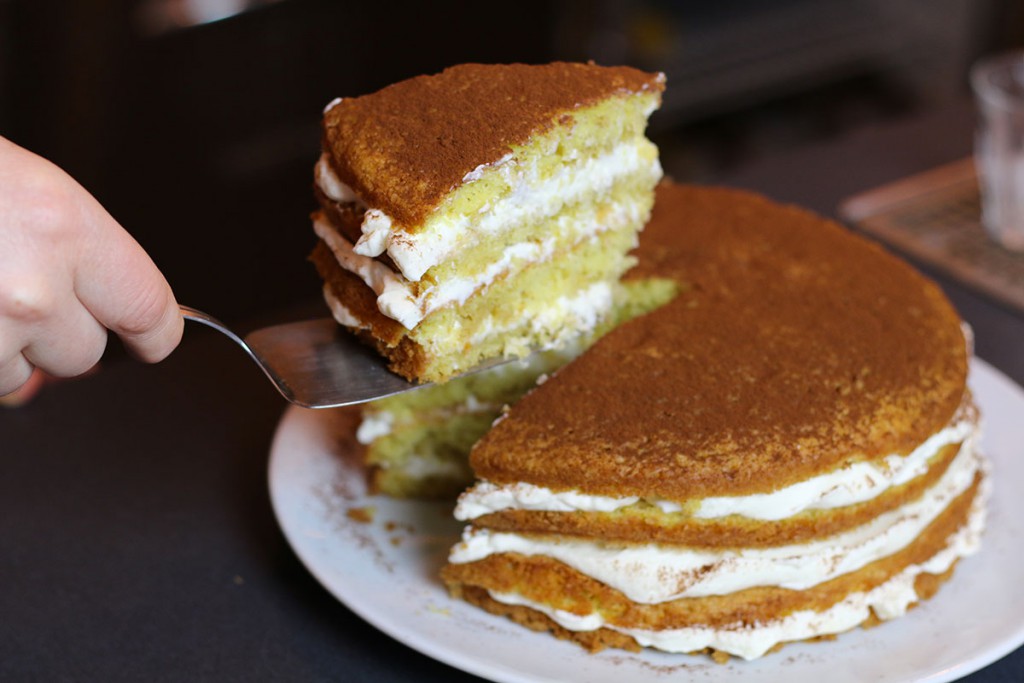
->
[347,506,376,523]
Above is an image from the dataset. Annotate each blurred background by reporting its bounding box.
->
[2,0,1023,325]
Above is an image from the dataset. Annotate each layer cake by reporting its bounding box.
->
[442,183,987,661]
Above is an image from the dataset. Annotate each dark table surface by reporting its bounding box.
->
[3,99,1022,682]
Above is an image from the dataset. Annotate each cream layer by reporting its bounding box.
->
[321,237,613,372]
[315,138,661,282]
[448,440,981,602]
[454,399,978,522]
[461,280,613,356]
[314,191,640,331]
[482,468,988,661]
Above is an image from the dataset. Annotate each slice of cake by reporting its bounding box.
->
[310,62,665,383]
[442,183,988,661]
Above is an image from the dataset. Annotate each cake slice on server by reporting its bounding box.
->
[442,184,988,662]
[309,62,664,383]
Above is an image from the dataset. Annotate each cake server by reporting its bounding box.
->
[180,305,423,408]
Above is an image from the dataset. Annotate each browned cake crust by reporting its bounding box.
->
[469,183,969,500]
[322,62,665,228]
[442,474,981,654]
[309,237,406,346]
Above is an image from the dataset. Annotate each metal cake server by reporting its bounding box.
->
[180,305,422,408]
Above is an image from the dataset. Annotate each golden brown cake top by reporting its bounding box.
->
[469,183,969,500]
[322,62,664,228]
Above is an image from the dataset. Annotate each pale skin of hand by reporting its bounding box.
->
[0,136,183,398]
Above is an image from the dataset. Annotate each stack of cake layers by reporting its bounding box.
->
[310,62,665,384]
[441,184,988,661]
[310,64,988,661]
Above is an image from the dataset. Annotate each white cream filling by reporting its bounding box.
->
[314,218,425,330]
[482,471,987,660]
[449,439,981,603]
[315,155,358,203]
[391,279,612,377]
[322,96,343,113]
[536,280,612,343]
[457,480,635,518]
[315,140,661,282]
[454,408,977,522]
[453,281,614,359]
[529,280,613,339]
[314,193,636,331]
[355,410,396,444]
[463,153,514,184]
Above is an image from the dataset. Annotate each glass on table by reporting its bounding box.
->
[971,49,1024,251]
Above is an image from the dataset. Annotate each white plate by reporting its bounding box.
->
[269,358,1024,683]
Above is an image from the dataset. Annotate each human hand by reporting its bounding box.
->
[0,136,183,399]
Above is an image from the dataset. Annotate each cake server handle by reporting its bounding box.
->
[178,304,422,408]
